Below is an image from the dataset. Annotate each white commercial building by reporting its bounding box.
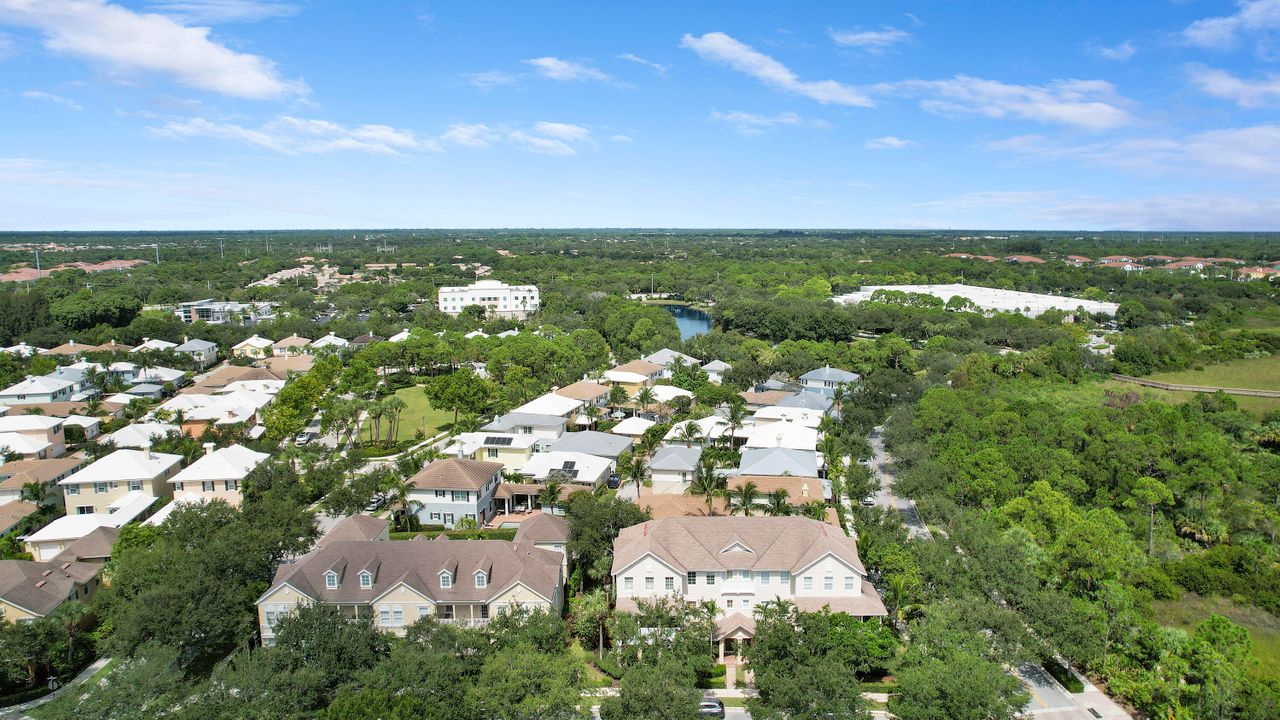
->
[834,283,1119,318]
[438,280,540,319]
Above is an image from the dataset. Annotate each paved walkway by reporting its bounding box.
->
[867,425,931,540]
[0,657,111,720]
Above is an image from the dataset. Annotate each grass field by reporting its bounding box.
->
[1152,592,1280,679]
[1141,355,1280,417]
[361,385,452,444]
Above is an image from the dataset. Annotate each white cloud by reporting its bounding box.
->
[608,134,634,143]
[1087,40,1136,61]
[864,135,913,149]
[680,31,873,107]
[709,110,828,135]
[439,123,499,148]
[0,31,12,59]
[150,116,433,155]
[829,26,911,52]
[884,75,1133,130]
[986,124,1280,178]
[507,131,576,156]
[22,89,82,110]
[1183,0,1280,49]
[1188,65,1280,107]
[0,0,305,99]
[439,121,595,156]
[533,121,591,142]
[523,56,611,82]
[145,1,298,24]
[467,71,518,90]
[617,52,668,74]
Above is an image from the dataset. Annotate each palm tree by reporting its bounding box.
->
[608,384,629,413]
[801,501,827,521]
[765,489,791,516]
[539,477,566,514]
[688,460,725,515]
[819,433,844,480]
[451,413,481,434]
[382,395,407,447]
[583,404,602,429]
[635,386,656,417]
[20,481,44,505]
[725,398,748,447]
[619,453,648,493]
[729,480,761,516]
[676,421,704,448]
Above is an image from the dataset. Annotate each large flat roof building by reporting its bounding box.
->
[438,280,540,319]
[834,283,1118,318]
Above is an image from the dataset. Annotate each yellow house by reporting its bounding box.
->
[58,448,182,516]
[443,433,538,472]
[603,359,663,397]
[256,536,563,644]
[0,558,102,623]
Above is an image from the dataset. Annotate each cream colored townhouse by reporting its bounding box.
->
[169,444,270,507]
[58,448,182,515]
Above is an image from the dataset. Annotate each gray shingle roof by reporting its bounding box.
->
[482,413,568,432]
[738,448,819,478]
[799,366,861,383]
[0,558,100,617]
[650,445,702,472]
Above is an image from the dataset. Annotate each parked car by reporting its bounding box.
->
[295,432,312,446]
[698,698,725,718]
[861,495,876,506]
[607,472,620,489]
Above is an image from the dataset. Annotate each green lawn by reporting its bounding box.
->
[1152,592,1280,679]
[361,386,452,445]
[1147,355,1280,391]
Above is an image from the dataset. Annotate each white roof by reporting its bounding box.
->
[521,451,612,485]
[647,385,694,403]
[105,422,179,448]
[0,375,75,395]
[2,343,44,357]
[132,367,185,384]
[603,370,649,384]
[388,329,412,343]
[0,433,51,455]
[105,393,145,404]
[512,393,582,418]
[445,432,540,457]
[60,415,100,429]
[753,406,826,428]
[743,423,819,451]
[311,333,349,348]
[702,360,731,372]
[23,513,117,543]
[464,330,489,339]
[610,416,655,437]
[60,449,183,485]
[171,444,269,484]
[0,415,64,432]
[218,379,285,395]
[644,348,700,367]
[232,335,274,350]
[144,491,207,526]
[834,283,1120,317]
[664,416,732,442]
[131,338,177,352]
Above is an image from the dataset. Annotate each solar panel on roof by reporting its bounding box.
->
[485,436,514,446]
[562,461,576,469]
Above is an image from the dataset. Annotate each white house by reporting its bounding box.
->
[388,328,413,343]
[643,348,701,378]
[511,393,583,419]
[648,446,702,494]
[701,360,731,385]
[407,458,503,528]
[520,451,611,488]
[310,333,349,350]
[752,406,825,429]
[103,422,179,448]
[743,423,818,451]
[799,366,861,393]
[664,416,732,447]
[610,416,655,439]
[131,338,177,353]
[0,416,66,458]
[174,338,218,369]
[438,280,540,319]
[22,495,156,561]
[169,444,269,506]
[611,516,885,658]
[0,376,77,405]
[480,413,567,450]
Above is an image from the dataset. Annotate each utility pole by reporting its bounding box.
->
[219,236,224,260]
[154,243,161,265]
[33,249,41,278]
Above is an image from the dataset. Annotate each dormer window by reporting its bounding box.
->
[440,571,453,589]
[358,570,373,589]
[475,571,488,588]
[324,570,338,589]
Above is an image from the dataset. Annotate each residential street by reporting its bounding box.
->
[867,425,932,540]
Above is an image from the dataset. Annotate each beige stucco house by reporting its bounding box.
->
[58,448,182,515]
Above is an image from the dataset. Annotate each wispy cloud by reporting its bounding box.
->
[1182,0,1280,50]
[145,1,298,24]
[864,135,913,149]
[710,110,828,135]
[467,70,518,91]
[617,52,668,74]
[440,121,596,155]
[880,75,1134,130]
[1086,40,1136,61]
[829,26,911,52]
[22,89,81,110]
[0,0,306,99]
[523,56,612,82]
[1188,64,1280,107]
[149,116,433,155]
[680,31,873,107]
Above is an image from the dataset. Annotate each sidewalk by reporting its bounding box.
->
[0,657,111,720]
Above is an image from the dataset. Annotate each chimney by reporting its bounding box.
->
[143,337,150,344]
[202,442,215,456]
[183,335,189,343]
[143,444,151,460]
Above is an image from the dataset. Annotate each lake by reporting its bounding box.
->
[665,304,712,340]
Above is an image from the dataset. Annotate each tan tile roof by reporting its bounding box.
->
[635,489,729,519]
[0,501,38,533]
[266,538,561,605]
[2,401,125,418]
[408,458,503,491]
[272,334,311,348]
[612,516,868,577]
[0,457,86,490]
[554,381,610,402]
[795,583,887,616]
[738,390,793,406]
[263,355,314,375]
[611,360,663,376]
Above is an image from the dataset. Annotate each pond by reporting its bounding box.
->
[665,304,712,340]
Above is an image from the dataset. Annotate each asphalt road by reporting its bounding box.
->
[867,426,932,540]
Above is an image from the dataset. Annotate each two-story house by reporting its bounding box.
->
[643,349,701,379]
[480,413,566,451]
[255,537,563,644]
[442,433,539,472]
[231,335,274,359]
[0,415,67,458]
[169,444,269,507]
[407,458,503,528]
[174,337,218,370]
[612,516,886,659]
[603,360,664,396]
[58,448,182,515]
[649,445,702,494]
[799,366,860,393]
[0,375,77,405]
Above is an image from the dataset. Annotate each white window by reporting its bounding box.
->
[780,571,790,584]
[440,572,453,589]
[844,576,855,591]
[664,577,674,591]
[823,576,834,591]
[324,571,338,589]
[418,606,431,619]
[739,570,751,581]
[65,485,79,496]
[487,449,498,459]
[93,483,108,494]
[476,572,488,588]
[687,571,697,585]
[359,571,373,589]
[623,577,633,591]
[379,608,390,626]
[726,599,734,608]
[224,480,239,491]
[173,482,183,492]
[202,481,215,493]
[452,491,469,502]
[430,512,441,521]
[128,480,143,492]
[77,505,94,515]
[761,572,771,586]
[742,599,751,608]
[706,573,716,585]
[803,576,813,591]
[392,607,403,626]
[434,490,446,498]
[644,576,654,591]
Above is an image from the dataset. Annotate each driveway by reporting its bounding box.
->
[867,426,931,540]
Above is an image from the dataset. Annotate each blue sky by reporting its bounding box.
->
[1,0,1278,230]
